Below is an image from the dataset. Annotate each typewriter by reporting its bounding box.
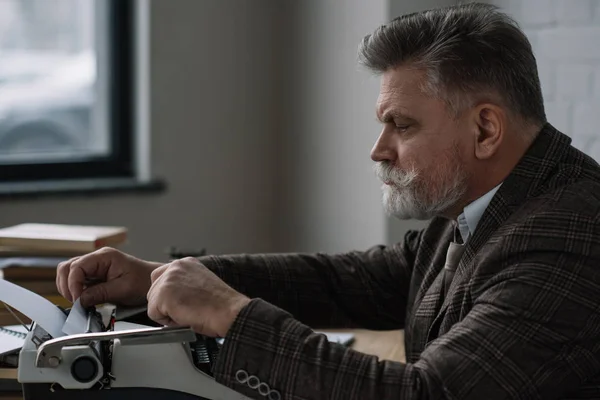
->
[17,305,251,400]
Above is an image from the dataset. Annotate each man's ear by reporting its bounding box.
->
[472,104,504,160]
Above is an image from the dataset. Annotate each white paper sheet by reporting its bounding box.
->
[62,298,88,335]
[320,332,355,346]
[0,325,28,355]
[0,279,66,338]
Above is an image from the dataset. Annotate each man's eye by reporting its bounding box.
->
[395,125,410,132]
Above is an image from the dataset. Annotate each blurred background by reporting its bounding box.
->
[0,0,597,261]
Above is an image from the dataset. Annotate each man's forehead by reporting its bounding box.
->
[376,67,427,111]
[382,66,427,89]
[376,94,411,119]
[376,88,403,109]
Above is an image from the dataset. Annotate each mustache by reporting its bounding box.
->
[373,161,418,187]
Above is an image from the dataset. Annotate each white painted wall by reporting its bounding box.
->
[485,0,600,161]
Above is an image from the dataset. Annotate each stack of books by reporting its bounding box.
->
[0,223,127,326]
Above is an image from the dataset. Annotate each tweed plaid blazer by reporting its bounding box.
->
[202,123,600,400]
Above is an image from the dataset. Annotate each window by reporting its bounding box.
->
[0,0,135,184]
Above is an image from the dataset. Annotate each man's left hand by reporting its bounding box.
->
[147,257,251,337]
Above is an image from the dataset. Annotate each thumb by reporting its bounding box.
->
[80,283,110,307]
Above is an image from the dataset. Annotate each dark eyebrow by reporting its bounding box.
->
[376,108,415,124]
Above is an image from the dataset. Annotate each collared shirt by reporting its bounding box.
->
[457,183,502,243]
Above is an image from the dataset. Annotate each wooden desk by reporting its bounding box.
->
[0,330,405,399]
[323,329,405,363]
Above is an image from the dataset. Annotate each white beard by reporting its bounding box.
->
[373,159,467,220]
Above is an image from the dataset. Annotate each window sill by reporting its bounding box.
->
[0,178,166,200]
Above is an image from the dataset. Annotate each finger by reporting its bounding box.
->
[146,286,170,326]
[79,282,110,307]
[163,318,179,327]
[56,257,80,302]
[150,264,169,283]
[182,257,201,267]
[147,266,166,304]
[67,250,114,302]
[56,259,71,301]
[67,266,86,303]
[152,314,173,326]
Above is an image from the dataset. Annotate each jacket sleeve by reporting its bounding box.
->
[211,215,600,400]
[199,229,422,330]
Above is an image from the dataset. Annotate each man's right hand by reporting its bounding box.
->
[56,247,163,308]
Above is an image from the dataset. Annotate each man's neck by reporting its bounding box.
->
[461,125,538,211]
[444,122,542,220]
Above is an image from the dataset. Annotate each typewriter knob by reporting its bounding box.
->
[48,356,61,367]
[71,356,98,383]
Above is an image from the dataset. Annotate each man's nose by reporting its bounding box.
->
[371,129,397,163]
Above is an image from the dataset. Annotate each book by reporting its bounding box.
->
[0,255,67,281]
[0,223,127,253]
[0,246,83,257]
[0,257,65,281]
[0,266,57,281]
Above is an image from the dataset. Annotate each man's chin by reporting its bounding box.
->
[382,188,432,220]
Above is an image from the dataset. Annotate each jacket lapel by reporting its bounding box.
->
[406,220,454,357]
[423,123,572,343]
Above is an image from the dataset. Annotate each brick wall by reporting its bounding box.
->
[487,0,600,161]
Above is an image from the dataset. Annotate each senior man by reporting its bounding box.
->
[57,3,600,399]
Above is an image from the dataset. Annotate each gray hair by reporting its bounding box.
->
[359,2,546,124]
